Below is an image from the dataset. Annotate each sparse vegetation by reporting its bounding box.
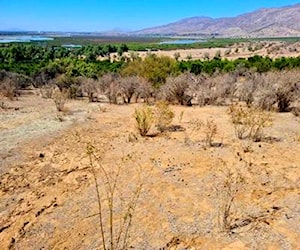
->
[86,144,143,250]
[134,105,154,136]
[203,118,217,147]
[53,90,68,112]
[154,101,174,133]
[178,110,184,123]
[217,165,246,233]
[1,37,300,249]
[40,84,56,99]
[228,103,273,141]
[0,78,16,100]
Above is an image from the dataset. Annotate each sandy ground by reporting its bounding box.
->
[109,41,300,61]
[0,95,300,249]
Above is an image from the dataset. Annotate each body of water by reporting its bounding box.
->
[0,36,54,43]
[62,44,82,48]
[159,39,206,45]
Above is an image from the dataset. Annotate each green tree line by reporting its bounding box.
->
[1,44,300,88]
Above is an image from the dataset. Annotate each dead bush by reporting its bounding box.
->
[103,75,152,105]
[178,110,184,123]
[101,73,122,104]
[0,101,8,110]
[189,73,236,106]
[40,84,56,99]
[214,160,282,236]
[154,101,174,133]
[134,77,153,104]
[53,90,68,112]
[228,104,273,141]
[86,144,143,250]
[253,71,300,112]
[218,166,246,233]
[134,105,154,136]
[119,76,137,104]
[0,78,16,100]
[0,70,33,90]
[204,118,217,147]
[119,76,152,104]
[291,106,300,117]
[234,72,263,106]
[79,78,99,102]
[159,73,196,105]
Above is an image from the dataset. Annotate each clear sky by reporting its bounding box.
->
[0,0,299,32]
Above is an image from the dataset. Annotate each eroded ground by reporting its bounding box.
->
[0,96,299,249]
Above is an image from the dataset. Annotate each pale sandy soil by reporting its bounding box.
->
[107,41,300,61]
[0,96,299,249]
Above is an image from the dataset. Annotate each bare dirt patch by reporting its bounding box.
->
[0,96,299,249]
[114,41,300,61]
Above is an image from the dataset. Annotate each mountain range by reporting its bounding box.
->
[133,3,300,37]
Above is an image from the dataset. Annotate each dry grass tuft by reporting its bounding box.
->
[134,105,154,137]
[228,104,273,141]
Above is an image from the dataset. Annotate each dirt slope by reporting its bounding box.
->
[0,96,299,249]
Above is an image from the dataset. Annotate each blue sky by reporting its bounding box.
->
[0,0,299,32]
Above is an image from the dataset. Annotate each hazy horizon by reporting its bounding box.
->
[0,0,299,32]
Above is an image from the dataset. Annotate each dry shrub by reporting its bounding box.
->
[99,104,108,113]
[184,118,203,145]
[120,76,152,104]
[203,52,210,60]
[134,105,153,136]
[218,166,246,233]
[185,118,218,146]
[214,159,282,236]
[224,49,231,56]
[291,106,300,117]
[86,144,143,250]
[40,84,56,99]
[134,77,153,104]
[234,72,263,106]
[188,73,236,106]
[53,90,68,112]
[159,73,195,105]
[99,73,121,104]
[82,78,99,102]
[178,110,184,123]
[253,71,300,112]
[0,101,8,110]
[154,101,174,132]
[0,78,16,100]
[204,118,217,147]
[99,74,152,104]
[160,72,235,107]
[234,70,300,112]
[119,76,137,104]
[228,104,273,141]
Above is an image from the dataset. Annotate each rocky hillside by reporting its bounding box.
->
[135,3,300,37]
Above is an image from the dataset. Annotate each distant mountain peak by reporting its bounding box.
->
[134,3,300,37]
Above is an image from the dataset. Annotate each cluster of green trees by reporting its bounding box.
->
[123,54,300,86]
[179,55,300,75]
[1,44,300,88]
[0,44,127,79]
